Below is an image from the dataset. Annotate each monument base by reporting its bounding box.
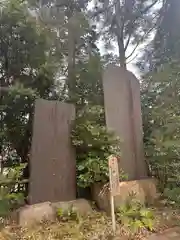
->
[92,178,158,213]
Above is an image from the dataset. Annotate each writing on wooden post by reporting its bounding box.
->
[108,156,120,234]
[108,156,120,196]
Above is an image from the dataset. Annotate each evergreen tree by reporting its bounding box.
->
[91,0,159,68]
[140,0,180,191]
[0,0,59,165]
[138,0,180,72]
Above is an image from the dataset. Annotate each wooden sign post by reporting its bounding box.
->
[108,156,120,234]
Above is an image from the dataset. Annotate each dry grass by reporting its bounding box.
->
[0,207,180,240]
[0,212,117,240]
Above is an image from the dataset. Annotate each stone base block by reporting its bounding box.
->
[12,199,93,227]
[92,178,158,213]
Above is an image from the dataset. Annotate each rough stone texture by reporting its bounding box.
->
[92,179,158,213]
[29,99,76,204]
[147,227,180,240]
[129,71,147,178]
[52,199,93,216]
[17,202,56,227]
[13,199,92,227]
[103,65,147,179]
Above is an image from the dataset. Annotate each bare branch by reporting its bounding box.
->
[126,30,154,60]
[124,30,133,51]
[123,0,159,29]
[124,0,160,53]
[126,13,160,60]
[135,0,159,18]
[126,42,140,60]
[126,53,138,64]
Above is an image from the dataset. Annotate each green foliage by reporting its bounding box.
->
[72,105,123,188]
[142,62,180,191]
[57,207,80,223]
[0,0,59,167]
[139,0,180,72]
[163,187,180,206]
[116,195,155,233]
[0,0,103,201]
[0,164,26,217]
[0,0,101,168]
[74,55,104,108]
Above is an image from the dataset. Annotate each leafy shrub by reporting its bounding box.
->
[116,194,155,233]
[0,164,26,217]
[144,133,180,192]
[72,106,124,188]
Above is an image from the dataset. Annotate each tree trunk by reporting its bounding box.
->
[67,9,76,102]
[67,30,76,101]
[117,36,127,69]
[114,0,127,69]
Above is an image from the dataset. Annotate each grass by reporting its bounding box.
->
[0,205,180,240]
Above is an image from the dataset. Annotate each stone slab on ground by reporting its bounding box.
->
[147,227,180,240]
[12,199,92,227]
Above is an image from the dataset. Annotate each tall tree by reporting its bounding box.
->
[0,0,59,165]
[0,0,103,168]
[140,1,180,190]
[138,0,180,72]
[91,0,160,68]
[141,63,180,190]
[29,0,100,103]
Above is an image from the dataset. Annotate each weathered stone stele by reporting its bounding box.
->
[129,71,147,178]
[29,99,76,204]
[103,65,147,179]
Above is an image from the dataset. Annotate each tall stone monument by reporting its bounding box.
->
[103,65,147,180]
[29,99,76,204]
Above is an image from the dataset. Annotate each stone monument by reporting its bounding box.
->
[103,65,147,180]
[29,99,76,204]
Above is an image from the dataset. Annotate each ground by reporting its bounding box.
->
[148,227,180,240]
[0,206,180,239]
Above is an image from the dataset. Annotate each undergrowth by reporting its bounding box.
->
[56,206,81,223]
[116,194,155,233]
[0,207,180,240]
